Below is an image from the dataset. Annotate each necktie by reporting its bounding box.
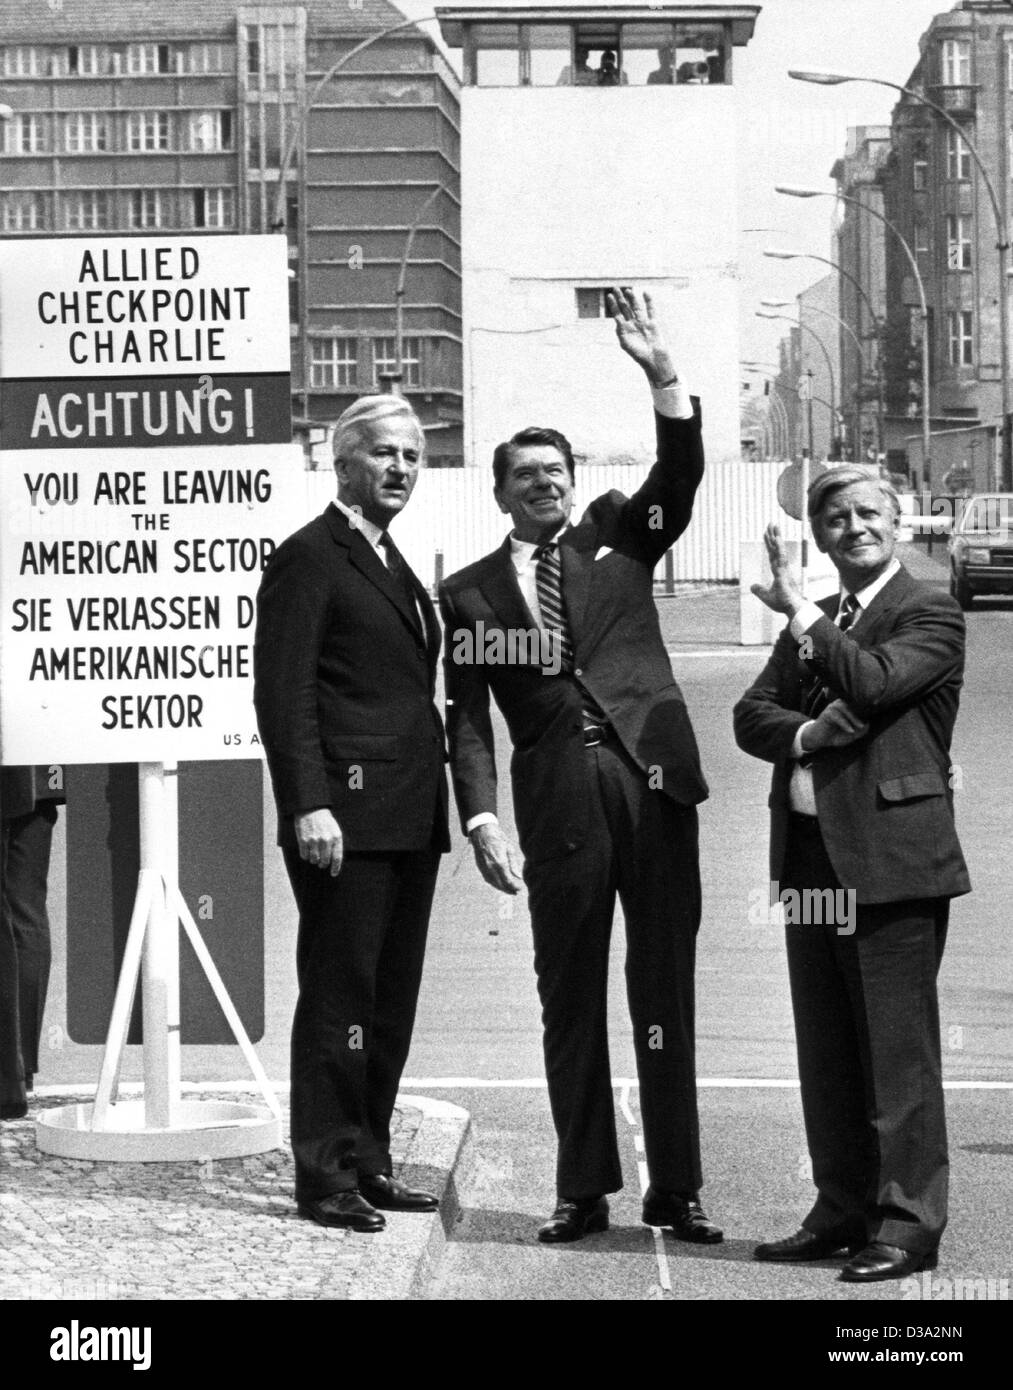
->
[803,593,859,719]
[379,533,423,635]
[535,542,574,673]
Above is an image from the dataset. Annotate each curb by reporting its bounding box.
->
[351,1095,474,1301]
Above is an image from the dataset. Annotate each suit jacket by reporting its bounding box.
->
[733,565,970,905]
[253,502,450,855]
[439,406,709,865]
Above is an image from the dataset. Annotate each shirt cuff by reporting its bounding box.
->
[789,600,826,639]
[465,812,498,833]
[651,381,693,420]
[791,723,815,759]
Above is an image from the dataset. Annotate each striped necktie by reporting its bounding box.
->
[803,592,860,719]
[534,541,574,673]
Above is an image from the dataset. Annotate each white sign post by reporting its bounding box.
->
[0,236,296,1160]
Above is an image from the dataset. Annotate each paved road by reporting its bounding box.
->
[37,547,1013,1306]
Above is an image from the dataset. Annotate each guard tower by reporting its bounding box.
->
[437,5,761,466]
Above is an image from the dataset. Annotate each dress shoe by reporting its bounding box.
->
[840,1242,938,1283]
[297,1191,385,1233]
[754,1228,859,1262]
[642,1188,723,1244]
[537,1196,609,1244]
[358,1173,439,1212]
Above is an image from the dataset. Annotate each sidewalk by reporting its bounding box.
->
[0,1089,472,1302]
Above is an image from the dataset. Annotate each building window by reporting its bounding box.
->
[131,189,164,229]
[946,214,972,270]
[13,114,48,154]
[192,188,234,229]
[190,43,230,75]
[64,112,108,154]
[127,43,171,75]
[2,46,41,77]
[914,220,929,257]
[372,337,421,388]
[909,307,925,347]
[189,110,233,152]
[575,286,614,317]
[947,309,973,366]
[3,192,46,230]
[941,39,970,87]
[472,24,521,86]
[311,337,358,389]
[65,191,110,231]
[128,111,171,152]
[64,45,102,76]
[913,144,928,190]
[946,128,971,181]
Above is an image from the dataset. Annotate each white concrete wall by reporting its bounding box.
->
[461,85,743,467]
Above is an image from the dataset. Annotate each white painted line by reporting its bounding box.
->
[667,648,772,659]
[39,1076,1013,1094]
[636,1158,674,1296]
[633,1134,645,1154]
[619,1081,636,1126]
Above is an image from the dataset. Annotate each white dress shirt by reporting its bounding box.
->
[787,558,901,815]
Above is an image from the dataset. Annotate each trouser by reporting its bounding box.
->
[783,814,949,1254]
[283,846,440,1200]
[525,739,703,1199]
[0,802,57,1107]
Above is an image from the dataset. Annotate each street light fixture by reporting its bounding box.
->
[756,309,839,455]
[764,248,885,461]
[776,183,932,487]
[742,363,792,458]
[761,298,870,461]
[789,67,1012,489]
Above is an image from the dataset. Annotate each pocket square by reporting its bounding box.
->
[594,546,614,562]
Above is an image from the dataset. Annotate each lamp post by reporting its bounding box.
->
[762,297,869,461]
[789,67,1011,490]
[743,366,789,457]
[757,309,838,457]
[386,184,444,396]
[765,248,885,463]
[777,183,932,487]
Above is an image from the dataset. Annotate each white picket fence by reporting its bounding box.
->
[297,458,800,591]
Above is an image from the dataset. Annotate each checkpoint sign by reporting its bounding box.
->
[0,235,291,449]
[0,444,305,764]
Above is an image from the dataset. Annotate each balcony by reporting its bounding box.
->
[929,85,977,119]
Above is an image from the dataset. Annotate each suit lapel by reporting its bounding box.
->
[478,538,537,632]
[559,527,594,648]
[323,503,425,641]
[850,565,914,646]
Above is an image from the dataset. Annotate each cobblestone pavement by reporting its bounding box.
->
[1,1095,421,1302]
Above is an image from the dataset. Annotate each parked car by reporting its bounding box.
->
[947,492,1013,609]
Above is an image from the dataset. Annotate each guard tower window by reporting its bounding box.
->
[524,26,571,86]
[573,24,625,86]
[672,24,727,84]
[471,24,521,86]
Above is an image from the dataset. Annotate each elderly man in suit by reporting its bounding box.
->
[254,395,449,1232]
[1,766,64,1120]
[439,289,720,1244]
[734,466,970,1282]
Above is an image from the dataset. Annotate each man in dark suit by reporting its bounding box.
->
[1,765,64,1120]
[734,466,970,1282]
[439,289,720,1244]
[254,395,450,1232]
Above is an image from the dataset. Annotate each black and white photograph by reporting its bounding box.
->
[0,0,1009,1357]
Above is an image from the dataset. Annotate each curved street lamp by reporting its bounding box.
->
[757,309,839,454]
[777,183,932,486]
[762,297,869,461]
[742,363,791,457]
[789,67,1011,489]
[765,247,885,461]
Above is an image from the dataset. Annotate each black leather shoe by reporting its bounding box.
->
[840,1242,938,1283]
[297,1191,385,1232]
[358,1173,439,1212]
[537,1196,609,1244]
[642,1188,723,1244]
[754,1228,859,1262]
[0,1101,29,1121]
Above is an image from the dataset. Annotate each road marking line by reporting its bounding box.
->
[619,1081,636,1126]
[41,1077,1013,1093]
[667,649,771,659]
